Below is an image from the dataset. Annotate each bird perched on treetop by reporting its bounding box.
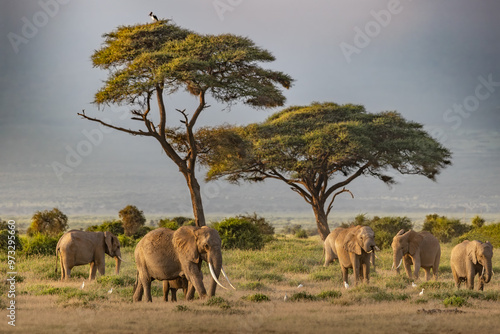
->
[149,12,158,22]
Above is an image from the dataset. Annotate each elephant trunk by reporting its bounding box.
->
[207,248,223,297]
[393,252,403,273]
[482,259,492,283]
[114,249,122,275]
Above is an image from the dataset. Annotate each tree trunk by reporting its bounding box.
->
[312,201,330,241]
[185,171,206,227]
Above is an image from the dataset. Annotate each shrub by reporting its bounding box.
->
[237,213,275,241]
[132,225,154,239]
[158,216,195,230]
[205,296,231,309]
[471,215,485,229]
[295,229,308,239]
[21,233,60,256]
[117,235,137,247]
[211,217,264,250]
[458,222,500,247]
[0,221,23,252]
[27,208,68,237]
[119,205,146,237]
[422,214,471,243]
[443,295,467,307]
[244,293,270,302]
[290,291,318,301]
[86,220,124,236]
[317,290,342,300]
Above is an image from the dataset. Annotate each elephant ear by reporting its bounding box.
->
[173,226,200,264]
[344,228,362,255]
[408,231,424,255]
[104,232,113,254]
[467,241,478,264]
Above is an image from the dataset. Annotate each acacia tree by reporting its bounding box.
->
[199,102,452,240]
[79,20,292,226]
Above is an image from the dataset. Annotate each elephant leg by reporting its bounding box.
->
[137,272,152,302]
[424,268,431,281]
[452,269,460,289]
[171,289,177,302]
[133,280,144,302]
[186,283,196,300]
[162,281,169,302]
[89,262,98,280]
[341,266,349,286]
[403,256,413,280]
[466,271,475,290]
[362,261,370,284]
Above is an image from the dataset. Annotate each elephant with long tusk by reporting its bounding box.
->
[133,226,235,302]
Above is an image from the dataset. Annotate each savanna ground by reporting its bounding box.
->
[2,235,500,333]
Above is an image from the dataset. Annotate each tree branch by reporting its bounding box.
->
[325,187,354,217]
[77,112,154,137]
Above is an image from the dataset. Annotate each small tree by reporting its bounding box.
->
[119,205,146,237]
[471,215,485,229]
[27,208,68,236]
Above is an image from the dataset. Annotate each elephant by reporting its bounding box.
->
[391,229,440,281]
[162,276,189,302]
[450,240,493,291]
[55,230,123,280]
[334,225,377,286]
[133,226,235,302]
[323,227,345,266]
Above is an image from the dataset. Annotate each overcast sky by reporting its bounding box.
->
[1,0,499,221]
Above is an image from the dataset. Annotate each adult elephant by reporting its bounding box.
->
[334,225,377,286]
[133,226,235,302]
[450,240,493,291]
[56,230,123,280]
[162,276,189,302]
[391,229,440,281]
[323,227,344,267]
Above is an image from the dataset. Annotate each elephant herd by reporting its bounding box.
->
[55,226,235,302]
[54,225,494,303]
[323,225,494,291]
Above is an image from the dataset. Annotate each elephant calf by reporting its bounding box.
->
[450,240,493,291]
[163,276,189,302]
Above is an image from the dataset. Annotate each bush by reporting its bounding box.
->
[21,233,60,256]
[0,221,23,252]
[423,214,471,243]
[443,295,467,308]
[458,222,500,247]
[295,229,308,239]
[158,217,195,230]
[117,235,137,247]
[86,220,124,236]
[132,225,154,239]
[212,217,264,250]
[244,293,270,302]
[27,208,68,237]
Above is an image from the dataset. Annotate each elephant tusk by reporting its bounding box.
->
[396,258,403,269]
[374,253,379,260]
[117,256,125,262]
[366,249,373,254]
[221,266,236,290]
[208,262,228,290]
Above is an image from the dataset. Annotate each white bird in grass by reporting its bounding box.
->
[284,293,288,302]
[149,12,159,22]
[297,284,304,288]
[411,282,417,288]
[81,281,85,289]
[344,281,350,289]
[108,288,113,294]
[419,288,424,296]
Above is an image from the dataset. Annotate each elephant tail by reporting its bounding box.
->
[132,271,139,294]
[55,247,59,274]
